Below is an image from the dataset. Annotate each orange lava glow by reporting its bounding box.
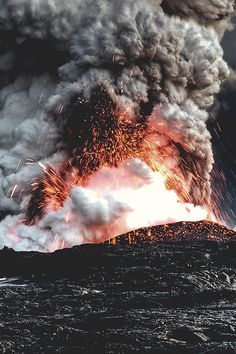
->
[26,95,208,234]
[106,220,236,245]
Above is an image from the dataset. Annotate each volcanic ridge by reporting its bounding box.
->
[107,220,236,244]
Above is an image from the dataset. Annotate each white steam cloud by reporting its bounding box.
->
[0,159,207,252]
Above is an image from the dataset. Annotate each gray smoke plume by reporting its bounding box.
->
[162,0,236,38]
[0,0,234,251]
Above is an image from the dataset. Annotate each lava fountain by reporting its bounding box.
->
[19,87,206,250]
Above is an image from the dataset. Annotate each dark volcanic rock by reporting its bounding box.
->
[109,220,236,244]
[1,221,236,353]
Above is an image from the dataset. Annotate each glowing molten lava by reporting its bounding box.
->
[23,88,207,249]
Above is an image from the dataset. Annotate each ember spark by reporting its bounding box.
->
[27,88,194,225]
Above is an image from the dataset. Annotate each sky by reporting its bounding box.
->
[209,23,236,227]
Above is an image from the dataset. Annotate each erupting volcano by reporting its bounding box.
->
[25,87,207,242]
[0,0,235,251]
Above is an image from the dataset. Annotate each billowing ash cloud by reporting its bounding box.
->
[162,0,236,38]
[0,0,234,251]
